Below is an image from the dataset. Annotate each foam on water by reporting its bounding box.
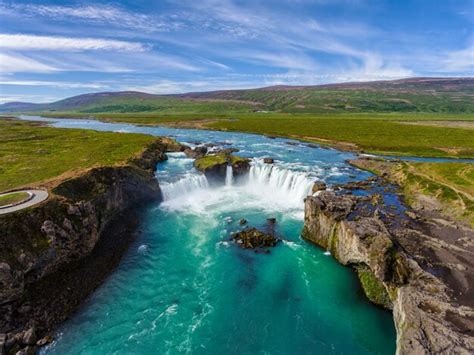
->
[160,174,209,202]
[246,163,314,207]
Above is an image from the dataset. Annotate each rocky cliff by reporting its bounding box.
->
[0,138,176,354]
[303,190,474,354]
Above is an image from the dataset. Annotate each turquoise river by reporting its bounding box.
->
[21,116,397,355]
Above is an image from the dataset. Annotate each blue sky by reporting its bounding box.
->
[0,0,472,103]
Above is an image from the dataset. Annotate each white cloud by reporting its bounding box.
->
[0,80,107,89]
[0,34,146,52]
[442,45,474,72]
[239,51,319,71]
[0,53,58,73]
[0,94,61,104]
[0,3,182,33]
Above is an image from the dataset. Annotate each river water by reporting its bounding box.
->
[20,116,397,354]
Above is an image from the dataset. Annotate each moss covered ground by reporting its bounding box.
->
[194,153,247,171]
[355,265,392,308]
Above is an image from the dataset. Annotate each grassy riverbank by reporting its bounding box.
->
[351,158,474,227]
[25,111,474,158]
[0,119,156,192]
[209,114,474,158]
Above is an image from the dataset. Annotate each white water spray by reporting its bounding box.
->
[225,165,234,186]
[161,174,209,201]
[160,161,315,215]
[245,164,314,206]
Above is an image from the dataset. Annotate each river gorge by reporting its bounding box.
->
[9,115,449,354]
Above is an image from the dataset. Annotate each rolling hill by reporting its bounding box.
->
[1,77,473,114]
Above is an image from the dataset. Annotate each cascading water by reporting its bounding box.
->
[225,165,234,186]
[245,164,315,207]
[160,174,209,201]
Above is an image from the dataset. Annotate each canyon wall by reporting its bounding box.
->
[303,191,474,354]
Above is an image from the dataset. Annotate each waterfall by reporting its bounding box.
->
[160,162,315,209]
[245,164,314,206]
[225,165,234,186]
[161,174,209,201]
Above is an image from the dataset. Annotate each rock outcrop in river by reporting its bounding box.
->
[0,138,180,354]
[194,152,250,184]
[302,190,474,354]
[232,228,280,249]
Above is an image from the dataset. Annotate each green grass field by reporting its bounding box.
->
[0,191,30,206]
[32,111,474,158]
[0,119,156,192]
[208,114,474,158]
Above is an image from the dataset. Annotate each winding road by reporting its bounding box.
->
[0,190,49,215]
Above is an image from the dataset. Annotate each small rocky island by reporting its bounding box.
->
[232,228,280,249]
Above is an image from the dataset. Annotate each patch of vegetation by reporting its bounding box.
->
[194,154,228,170]
[194,153,247,171]
[400,162,474,226]
[0,191,30,206]
[210,115,474,158]
[355,264,392,308]
[0,119,156,192]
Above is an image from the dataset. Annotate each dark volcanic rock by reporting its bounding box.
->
[239,218,247,225]
[22,327,36,346]
[335,179,375,190]
[263,158,274,164]
[214,147,240,155]
[232,228,280,249]
[312,181,327,193]
[184,146,208,159]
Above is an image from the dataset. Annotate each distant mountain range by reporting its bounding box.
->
[2,77,473,114]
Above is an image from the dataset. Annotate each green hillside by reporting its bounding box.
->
[2,77,473,114]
